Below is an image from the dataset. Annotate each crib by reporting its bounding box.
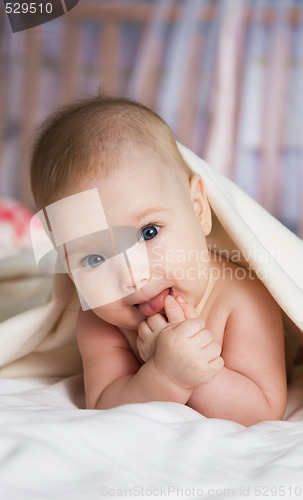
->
[1,0,302,236]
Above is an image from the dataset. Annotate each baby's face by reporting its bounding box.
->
[53,144,212,329]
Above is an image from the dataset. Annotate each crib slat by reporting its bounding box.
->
[102,21,120,96]
[19,30,42,207]
[62,19,81,102]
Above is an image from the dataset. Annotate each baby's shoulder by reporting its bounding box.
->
[209,258,282,348]
[211,255,275,312]
[219,258,277,315]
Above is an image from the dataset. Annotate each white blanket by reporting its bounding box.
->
[1,374,303,500]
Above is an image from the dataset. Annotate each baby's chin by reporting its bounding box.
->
[92,304,146,330]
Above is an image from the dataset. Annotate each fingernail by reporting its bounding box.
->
[177,295,185,304]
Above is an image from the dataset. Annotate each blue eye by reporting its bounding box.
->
[140,225,160,241]
[82,254,105,269]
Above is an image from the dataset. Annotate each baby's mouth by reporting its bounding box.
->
[135,287,173,316]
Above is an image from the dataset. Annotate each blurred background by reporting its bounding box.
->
[0,0,303,260]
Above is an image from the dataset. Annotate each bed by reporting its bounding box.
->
[1,374,303,499]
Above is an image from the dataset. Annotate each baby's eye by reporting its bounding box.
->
[140,225,160,241]
[82,254,105,269]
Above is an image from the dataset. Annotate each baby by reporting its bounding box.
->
[30,96,288,426]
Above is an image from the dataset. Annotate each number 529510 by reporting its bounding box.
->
[5,3,53,14]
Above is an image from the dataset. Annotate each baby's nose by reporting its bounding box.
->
[122,278,149,294]
[120,263,149,294]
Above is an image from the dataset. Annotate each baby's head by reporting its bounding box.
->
[30,96,212,328]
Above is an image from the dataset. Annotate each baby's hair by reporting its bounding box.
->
[30,95,193,209]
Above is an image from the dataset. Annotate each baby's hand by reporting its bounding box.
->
[136,294,198,363]
[154,295,224,389]
[137,312,167,363]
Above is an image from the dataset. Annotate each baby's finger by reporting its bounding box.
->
[164,295,185,324]
[176,296,199,320]
[205,342,222,362]
[208,356,224,372]
[192,329,213,347]
[137,320,151,339]
[146,313,167,332]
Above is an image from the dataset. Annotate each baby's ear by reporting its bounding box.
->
[189,174,212,236]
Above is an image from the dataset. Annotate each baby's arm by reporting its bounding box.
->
[76,308,193,410]
[187,279,288,426]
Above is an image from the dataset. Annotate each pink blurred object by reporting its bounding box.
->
[0,198,36,257]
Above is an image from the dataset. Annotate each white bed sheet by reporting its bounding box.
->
[1,374,303,500]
